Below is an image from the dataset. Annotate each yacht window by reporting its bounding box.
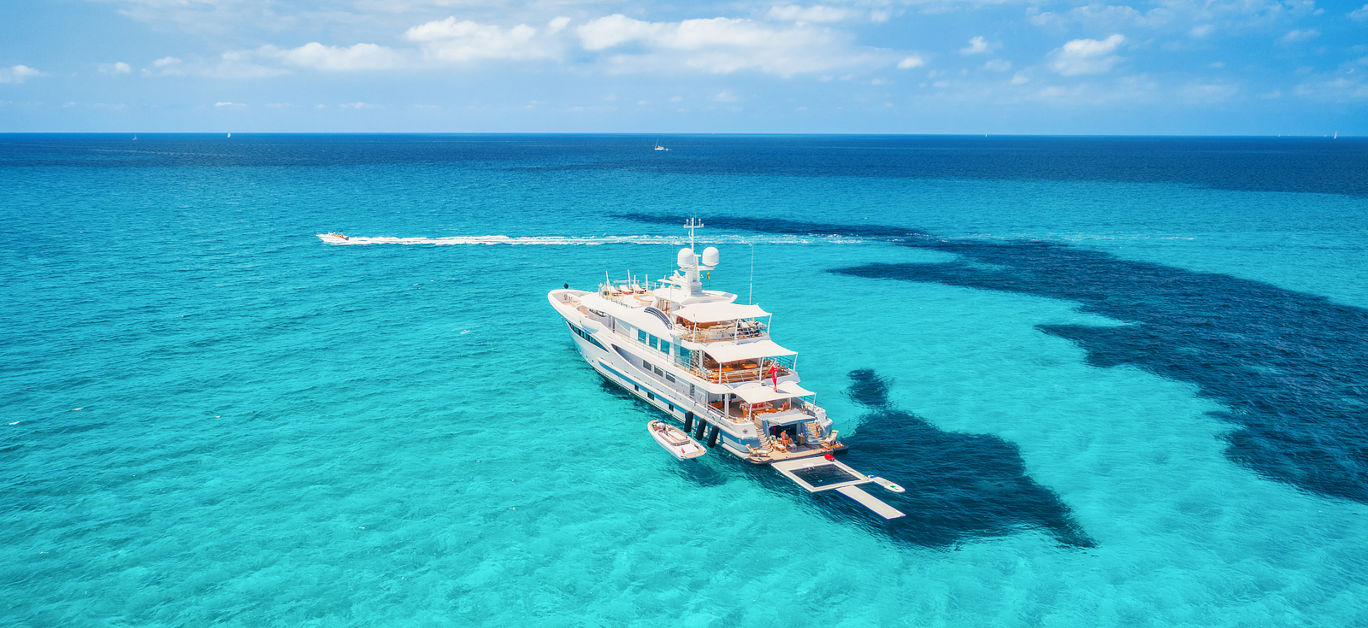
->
[638,330,647,343]
[649,336,659,349]
[660,341,671,354]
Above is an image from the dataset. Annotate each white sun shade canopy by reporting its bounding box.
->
[704,338,796,363]
[733,383,792,405]
[777,380,816,397]
[675,302,770,324]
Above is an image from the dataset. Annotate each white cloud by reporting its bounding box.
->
[142,56,187,77]
[1279,29,1319,43]
[897,55,926,69]
[1294,77,1368,101]
[575,14,881,76]
[214,101,246,109]
[1352,4,1368,20]
[262,42,404,71]
[767,5,856,24]
[1029,4,1167,30]
[405,17,562,63]
[99,61,132,75]
[577,14,660,51]
[142,51,285,79]
[211,50,291,79]
[1293,58,1368,102]
[0,64,42,84]
[1178,81,1239,103]
[1029,0,1317,33]
[713,90,739,102]
[984,58,1012,72]
[339,101,378,109]
[960,36,991,55]
[1050,34,1126,76]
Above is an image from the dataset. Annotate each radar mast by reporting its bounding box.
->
[685,217,704,253]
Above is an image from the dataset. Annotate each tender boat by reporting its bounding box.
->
[649,420,706,460]
[548,218,907,519]
[317,232,350,244]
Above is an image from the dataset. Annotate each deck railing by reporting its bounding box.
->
[692,364,792,384]
[677,320,768,343]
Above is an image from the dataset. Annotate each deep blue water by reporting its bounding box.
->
[2,134,1366,624]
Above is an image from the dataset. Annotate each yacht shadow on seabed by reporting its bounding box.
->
[620,213,1368,508]
[798,370,1096,549]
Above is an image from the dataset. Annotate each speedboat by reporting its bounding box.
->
[649,420,706,460]
[317,232,350,244]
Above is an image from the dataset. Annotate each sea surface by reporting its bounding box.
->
[2,134,1367,625]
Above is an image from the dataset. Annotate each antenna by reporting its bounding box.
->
[684,216,704,253]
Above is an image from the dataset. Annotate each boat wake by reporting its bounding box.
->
[317,234,867,246]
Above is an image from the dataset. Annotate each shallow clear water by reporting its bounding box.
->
[2,134,1367,624]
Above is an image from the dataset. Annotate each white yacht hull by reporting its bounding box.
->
[549,289,778,462]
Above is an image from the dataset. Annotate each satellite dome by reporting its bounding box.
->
[677,247,697,268]
[700,246,719,267]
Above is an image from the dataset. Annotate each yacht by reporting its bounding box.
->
[548,219,905,518]
[317,232,350,244]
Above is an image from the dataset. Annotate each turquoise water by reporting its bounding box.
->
[3,134,1367,624]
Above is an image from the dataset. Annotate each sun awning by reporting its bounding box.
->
[704,339,796,363]
[732,383,796,404]
[675,302,770,324]
[777,380,816,397]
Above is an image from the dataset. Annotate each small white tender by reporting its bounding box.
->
[649,420,707,460]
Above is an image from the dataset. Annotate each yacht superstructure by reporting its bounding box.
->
[548,219,905,519]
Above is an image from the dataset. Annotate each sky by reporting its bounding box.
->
[0,0,1365,134]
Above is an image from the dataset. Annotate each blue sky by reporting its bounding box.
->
[1,0,1365,134]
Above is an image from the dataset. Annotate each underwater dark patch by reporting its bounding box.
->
[835,369,1095,548]
[732,370,1093,548]
[621,213,1368,505]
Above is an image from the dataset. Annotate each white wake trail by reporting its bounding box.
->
[318,234,866,246]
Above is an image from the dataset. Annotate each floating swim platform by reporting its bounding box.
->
[771,457,905,519]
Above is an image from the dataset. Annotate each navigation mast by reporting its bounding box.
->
[685,217,704,253]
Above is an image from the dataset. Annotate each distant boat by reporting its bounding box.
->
[1333,131,1338,140]
[317,232,350,244]
[131,136,137,141]
[227,132,231,139]
[653,139,669,152]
